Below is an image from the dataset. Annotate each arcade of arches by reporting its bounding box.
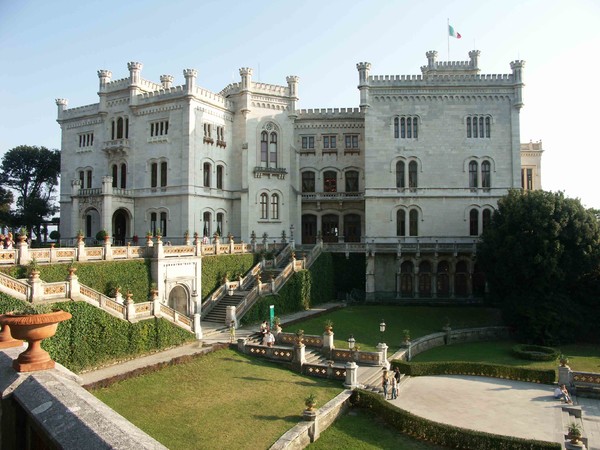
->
[369,254,485,298]
[302,213,361,244]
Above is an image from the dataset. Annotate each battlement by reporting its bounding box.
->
[104,77,130,91]
[297,107,362,118]
[520,140,543,152]
[251,81,289,97]
[61,103,100,119]
[137,84,233,109]
[369,73,514,86]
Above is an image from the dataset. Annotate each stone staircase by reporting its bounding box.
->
[560,398,588,448]
[203,279,256,324]
[358,365,407,395]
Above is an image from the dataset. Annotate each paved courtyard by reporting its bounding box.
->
[391,375,576,445]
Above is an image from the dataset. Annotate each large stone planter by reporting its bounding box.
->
[0,310,72,372]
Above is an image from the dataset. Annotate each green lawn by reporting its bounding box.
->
[411,340,600,372]
[288,305,503,351]
[92,348,343,450]
[308,408,448,449]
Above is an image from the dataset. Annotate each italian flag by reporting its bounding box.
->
[449,24,462,39]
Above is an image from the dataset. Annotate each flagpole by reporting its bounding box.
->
[447,18,450,61]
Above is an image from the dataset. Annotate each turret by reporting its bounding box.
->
[55,98,68,120]
[426,51,438,70]
[469,50,480,70]
[183,69,197,94]
[356,62,371,110]
[286,75,299,116]
[97,70,112,112]
[239,67,253,116]
[160,74,174,89]
[510,60,525,109]
[128,62,143,104]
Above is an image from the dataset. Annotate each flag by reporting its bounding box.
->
[448,24,462,39]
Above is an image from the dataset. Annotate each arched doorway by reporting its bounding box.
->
[419,261,432,297]
[437,261,450,297]
[113,209,129,245]
[344,214,361,242]
[302,214,317,244]
[455,261,469,297]
[168,285,189,315]
[322,214,339,243]
[400,261,413,297]
[473,263,486,297]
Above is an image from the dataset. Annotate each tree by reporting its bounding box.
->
[0,146,60,241]
[0,186,13,228]
[478,190,600,344]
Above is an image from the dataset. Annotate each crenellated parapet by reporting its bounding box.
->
[421,50,480,76]
[297,107,362,118]
[160,74,174,89]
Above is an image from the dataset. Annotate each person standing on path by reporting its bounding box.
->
[382,369,389,399]
[229,321,236,343]
[391,373,398,399]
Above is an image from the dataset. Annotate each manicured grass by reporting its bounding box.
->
[410,340,600,372]
[308,408,448,449]
[288,305,503,352]
[92,348,343,450]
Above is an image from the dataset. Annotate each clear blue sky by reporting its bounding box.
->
[1,0,598,209]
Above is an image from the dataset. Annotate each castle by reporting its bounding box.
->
[56,50,539,298]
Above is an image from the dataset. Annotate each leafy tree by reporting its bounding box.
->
[478,190,600,345]
[0,146,60,241]
[0,186,13,228]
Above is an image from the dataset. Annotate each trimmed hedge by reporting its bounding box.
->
[331,252,365,294]
[351,389,561,450]
[0,294,195,373]
[0,260,152,303]
[512,344,560,362]
[201,254,256,299]
[307,252,335,305]
[392,360,556,385]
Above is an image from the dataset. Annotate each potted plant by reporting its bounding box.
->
[324,319,334,335]
[0,303,72,372]
[402,329,411,346]
[295,329,305,345]
[304,393,317,411]
[27,258,40,279]
[567,422,583,445]
[559,354,570,367]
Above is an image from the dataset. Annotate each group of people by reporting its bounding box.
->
[0,232,14,249]
[382,367,401,400]
[554,384,573,404]
[260,320,275,347]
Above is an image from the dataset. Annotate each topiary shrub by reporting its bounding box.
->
[511,344,560,361]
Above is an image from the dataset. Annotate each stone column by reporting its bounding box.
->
[67,268,80,298]
[125,293,135,320]
[344,361,359,388]
[377,342,389,368]
[558,365,572,387]
[194,312,202,339]
[293,343,306,371]
[28,271,43,302]
[322,331,334,358]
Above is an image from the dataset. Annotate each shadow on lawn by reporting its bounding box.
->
[252,413,300,423]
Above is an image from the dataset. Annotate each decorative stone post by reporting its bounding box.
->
[28,270,43,302]
[262,232,269,251]
[214,233,221,255]
[103,235,113,261]
[322,331,334,359]
[558,364,572,387]
[377,342,389,368]
[67,266,80,298]
[344,361,359,388]
[125,293,135,320]
[250,231,257,253]
[293,342,306,372]
[154,235,164,259]
[226,305,237,328]
[17,236,30,266]
[228,233,234,254]
[115,288,124,305]
[193,313,202,339]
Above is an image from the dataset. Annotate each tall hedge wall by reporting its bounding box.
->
[201,254,256,299]
[308,252,335,305]
[0,260,152,303]
[0,293,195,373]
[331,252,365,294]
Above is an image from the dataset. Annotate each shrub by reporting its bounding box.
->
[392,360,556,384]
[201,254,256,299]
[512,344,559,361]
[49,230,60,240]
[351,389,561,450]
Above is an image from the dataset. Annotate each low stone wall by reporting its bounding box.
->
[269,390,353,450]
[0,346,166,449]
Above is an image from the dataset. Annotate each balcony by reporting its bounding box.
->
[301,191,364,202]
[253,166,288,180]
[102,139,131,157]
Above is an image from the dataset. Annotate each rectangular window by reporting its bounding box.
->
[78,132,94,147]
[345,134,359,149]
[160,212,167,236]
[323,135,336,149]
[301,136,315,149]
[86,170,92,189]
[151,163,158,188]
[150,120,169,137]
[160,162,167,187]
[345,171,359,192]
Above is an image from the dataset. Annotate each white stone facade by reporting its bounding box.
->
[56,51,534,296]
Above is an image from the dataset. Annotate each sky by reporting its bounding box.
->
[0,0,599,209]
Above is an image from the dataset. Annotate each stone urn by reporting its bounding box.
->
[0,310,72,372]
[0,325,22,349]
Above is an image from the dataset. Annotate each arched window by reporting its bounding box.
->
[401,260,413,296]
[271,194,279,220]
[469,161,478,188]
[394,117,399,138]
[437,261,450,296]
[151,163,158,188]
[467,117,472,138]
[396,161,405,188]
[112,165,118,188]
[485,117,491,138]
[269,132,278,168]
[455,261,468,296]
[160,212,167,236]
[160,161,167,187]
[260,193,268,219]
[469,208,479,236]
[481,161,491,189]
[203,212,211,237]
[203,163,211,187]
[120,163,127,188]
[409,209,418,236]
[260,131,268,167]
[419,261,431,296]
[345,170,359,192]
[117,117,124,139]
[150,212,157,235]
[413,117,418,138]
[408,161,418,189]
[216,165,224,190]
[216,213,224,236]
[482,208,492,231]
[397,210,406,236]
[324,171,337,192]
[302,171,315,193]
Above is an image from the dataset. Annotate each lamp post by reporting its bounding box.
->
[379,319,386,344]
[347,335,355,351]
